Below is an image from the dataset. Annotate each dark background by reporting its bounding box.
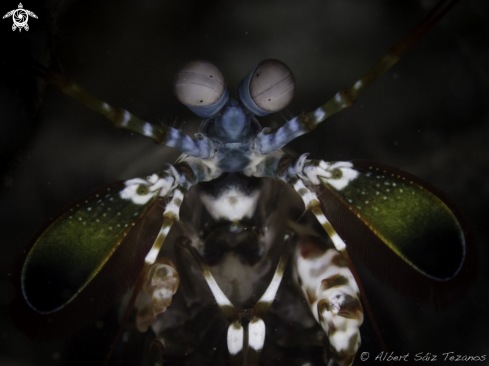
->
[1,0,488,365]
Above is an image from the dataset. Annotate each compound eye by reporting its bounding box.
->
[174,60,229,117]
[238,59,295,116]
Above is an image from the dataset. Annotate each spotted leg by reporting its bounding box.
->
[103,158,219,365]
[294,235,363,366]
[33,62,214,159]
[252,153,389,364]
[135,257,180,333]
[102,180,184,366]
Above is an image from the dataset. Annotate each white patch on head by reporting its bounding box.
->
[200,186,260,221]
[227,322,244,355]
[248,318,266,351]
[322,162,359,191]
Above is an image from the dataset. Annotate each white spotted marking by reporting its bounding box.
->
[293,180,318,207]
[314,211,347,251]
[149,176,174,196]
[315,212,327,225]
[143,123,154,137]
[314,107,326,122]
[145,247,160,264]
[121,110,131,127]
[323,162,359,191]
[287,117,300,132]
[304,164,332,185]
[120,179,155,205]
[248,318,266,351]
[144,225,170,264]
[147,174,159,184]
[165,189,184,218]
[331,233,346,251]
[227,322,244,355]
[160,224,171,238]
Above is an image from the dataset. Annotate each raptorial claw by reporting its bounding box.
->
[294,236,363,366]
[136,258,180,332]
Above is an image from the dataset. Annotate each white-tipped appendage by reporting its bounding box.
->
[227,321,244,355]
[258,259,285,304]
[120,178,156,205]
[248,318,266,351]
[322,161,359,191]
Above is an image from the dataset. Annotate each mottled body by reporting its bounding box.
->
[10,2,476,365]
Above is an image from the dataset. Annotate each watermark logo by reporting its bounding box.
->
[3,3,37,32]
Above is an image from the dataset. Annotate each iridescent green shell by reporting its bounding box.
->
[10,180,166,339]
[317,160,475,305]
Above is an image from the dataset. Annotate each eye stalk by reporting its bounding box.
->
[174,60,229,118]
[239,59,295,116]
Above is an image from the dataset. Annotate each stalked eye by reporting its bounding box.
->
[174,60,229,118]
[238,59,295,116]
